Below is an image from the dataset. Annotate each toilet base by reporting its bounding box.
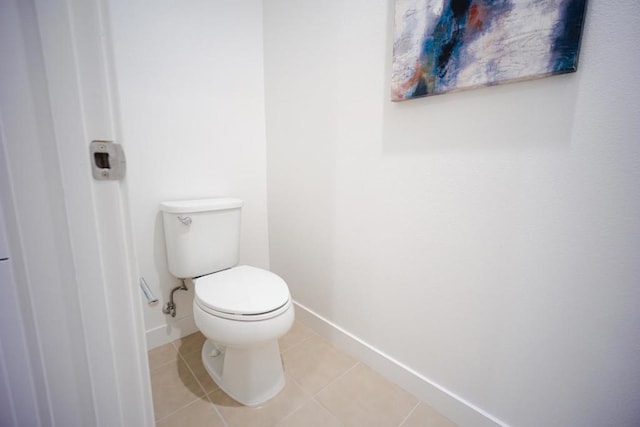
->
[201,338,285,406]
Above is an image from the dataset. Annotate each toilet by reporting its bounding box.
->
[160,198,294,406]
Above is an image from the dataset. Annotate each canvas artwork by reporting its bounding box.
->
[391,0,588,101]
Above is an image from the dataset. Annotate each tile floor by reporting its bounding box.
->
[148,321,457,427]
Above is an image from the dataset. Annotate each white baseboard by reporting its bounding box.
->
[293,301,508,427]
[145,314,199,350]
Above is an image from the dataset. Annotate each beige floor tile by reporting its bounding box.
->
[174,331,206,356]
[148,342,179,371]
[181,348,220,394]
[316,363,418,427]
[150,358,206,420]
[209,374,311,427]
[276,399,342,427]
[400,402,458,427]
[155,397,226,427]
[147,322,450,427]
[282,333,357,394]
[279,320,315,352]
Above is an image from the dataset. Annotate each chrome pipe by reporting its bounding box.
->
[162,280,188,317]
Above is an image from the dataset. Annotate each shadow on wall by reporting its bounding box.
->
[381,0,582,154]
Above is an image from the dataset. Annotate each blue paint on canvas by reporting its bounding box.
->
[391,0,588,101]
[550,0,587,72]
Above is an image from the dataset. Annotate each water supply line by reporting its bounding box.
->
[163,279,188,317]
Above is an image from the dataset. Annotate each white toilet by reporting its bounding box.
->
[160,198,294,406]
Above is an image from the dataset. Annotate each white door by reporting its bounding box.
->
[0,195,41,427]
[0,0,153,425]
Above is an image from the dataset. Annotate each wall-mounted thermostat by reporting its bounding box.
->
[90,140,126,181]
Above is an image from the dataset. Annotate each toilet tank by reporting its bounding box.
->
[160,198,242,279]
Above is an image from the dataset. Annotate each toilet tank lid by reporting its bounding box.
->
[160,198,243,214]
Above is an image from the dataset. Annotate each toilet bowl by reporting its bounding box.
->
[192,265,294,406]
[160,198,294,406]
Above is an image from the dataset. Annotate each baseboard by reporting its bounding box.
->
[293,301,508,427]
[145,314,199,350]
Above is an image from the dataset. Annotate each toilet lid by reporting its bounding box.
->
[194,265,290,316]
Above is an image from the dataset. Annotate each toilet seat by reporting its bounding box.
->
[194,265,290,321]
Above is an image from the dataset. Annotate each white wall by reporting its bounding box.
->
[108,0,270,347]
[264,1,640,427]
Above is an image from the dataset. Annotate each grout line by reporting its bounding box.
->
[310,396,346,426]
[282,372,316,402]
[150,346,208,423]
[279,332,317,355]
[397,401,421,427]
[279,321,322,353]
[272,381,314,427]
[175,347,212,399]
[155,324,425,426]
[312,361,361,398]
[171,337,229,426]
[153,394,207,424]
[295,301,507,427]
[148,355,179,374]
[204,391,229,427]
[279,337,357,426]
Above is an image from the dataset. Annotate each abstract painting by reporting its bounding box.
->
[391,0,588,101]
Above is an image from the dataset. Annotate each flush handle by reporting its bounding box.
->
[177,216,192,226]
